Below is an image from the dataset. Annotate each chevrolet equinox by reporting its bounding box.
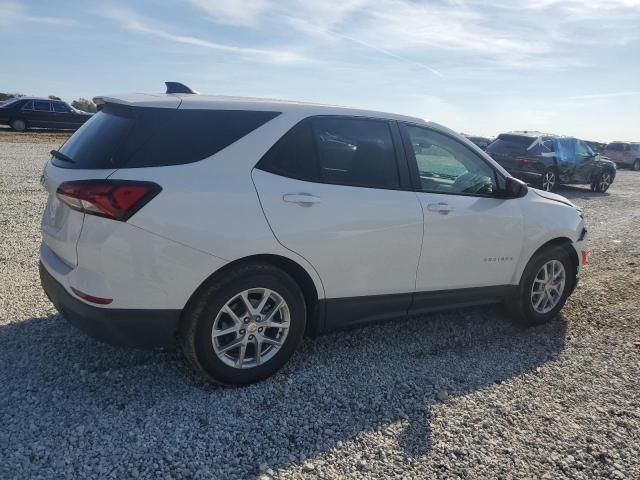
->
[39,83,588,385]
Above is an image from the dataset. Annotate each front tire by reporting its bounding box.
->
[10,119,27,132]
[507,245,576,326]
[180,263,306,386]
[633,159,640,171]
[591,171,613,193]
[540,168,557,192]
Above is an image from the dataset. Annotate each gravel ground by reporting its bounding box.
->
[1,137,638,480]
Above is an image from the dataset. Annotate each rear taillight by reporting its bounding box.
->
[56,180,161,221]
[515,155,539,164]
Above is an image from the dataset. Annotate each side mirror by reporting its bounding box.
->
[502,176,528,198]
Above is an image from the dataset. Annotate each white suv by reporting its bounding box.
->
[40,83,588,385]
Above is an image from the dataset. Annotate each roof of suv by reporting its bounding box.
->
[3,97,65,102]
[500,131,562,139]
[93,92,427,125]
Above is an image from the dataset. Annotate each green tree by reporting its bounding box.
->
[71,97,97,113]
[0,92,25,102]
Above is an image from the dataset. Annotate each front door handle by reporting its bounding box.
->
[283,193,322,206]
[426,202,454,214]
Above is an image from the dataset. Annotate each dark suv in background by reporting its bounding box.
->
[603,142,640,171]
[486,131,616,192]
[0,97,92,132]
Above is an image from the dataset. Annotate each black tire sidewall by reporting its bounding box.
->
[518,246,576,325]
[10,119,27,132]
[190,267,306,385]
[633,160,640,171]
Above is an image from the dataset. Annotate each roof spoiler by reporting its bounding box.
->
[165,82,199,94]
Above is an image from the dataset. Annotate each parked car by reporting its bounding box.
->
[464,135,492,150]
[486,132,616,192]
[0,97,92,131]
[39,83,588,385]
[603,142,640,171]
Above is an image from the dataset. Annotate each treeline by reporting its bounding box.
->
[0,92,97,113]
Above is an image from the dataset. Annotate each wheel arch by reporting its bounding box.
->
[517,236,578,284]
[180,254,323,338]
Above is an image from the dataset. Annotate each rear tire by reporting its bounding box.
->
[540,168,557,192]
[10,119,27,132]
[507,245,576,326]
[633,159,640,171]
[180,263,306,386]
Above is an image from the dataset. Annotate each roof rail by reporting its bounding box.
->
[165,82,199,94]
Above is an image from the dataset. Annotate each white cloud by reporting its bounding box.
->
[570,91,640,99]
[187,0,270,26]
[97,6,307,64]
[0,1,75,29]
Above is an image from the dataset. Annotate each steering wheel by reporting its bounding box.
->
[452,172,493,194]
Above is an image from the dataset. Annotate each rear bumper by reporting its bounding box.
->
[39,261,180,349]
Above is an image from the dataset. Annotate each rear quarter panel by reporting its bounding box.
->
[111,110,326,300]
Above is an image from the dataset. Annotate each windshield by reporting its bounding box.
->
[0,98,23,108]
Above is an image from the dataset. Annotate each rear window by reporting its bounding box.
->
[0,98,23,108]
[605,143,626,151]
[54,104,280,169]
[487,134,535,154]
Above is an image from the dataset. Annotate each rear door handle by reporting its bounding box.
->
[426,202,454,214]
[283,193,322,205]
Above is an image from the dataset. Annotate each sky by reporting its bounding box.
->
[1,0,639,142]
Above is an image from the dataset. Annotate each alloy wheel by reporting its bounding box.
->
[598,172,612,191]
[542,171,556,191]
[211,288,290,369]
[530,260,566,314]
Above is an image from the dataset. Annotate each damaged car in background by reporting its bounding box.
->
[486,132,616,192]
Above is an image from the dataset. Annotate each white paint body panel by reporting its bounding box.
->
[252,169,423,298]
[40,92,586,314]
[415,193,524,291]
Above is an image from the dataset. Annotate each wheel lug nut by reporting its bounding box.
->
[248,335,254,340]
[244,317,249,323]
[256,316,261,321]
[239,329,245,335]
[258,327,263,332]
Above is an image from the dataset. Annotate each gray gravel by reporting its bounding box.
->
[1,138,639,479]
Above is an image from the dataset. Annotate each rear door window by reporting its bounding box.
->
[34,101,52,112]
[256,116,401,190]
[54,105,280,169]
[22,101,34,111]
[312,117,399,189]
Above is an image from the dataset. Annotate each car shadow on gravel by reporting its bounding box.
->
[554,184,610,200]
[0,308,566,478]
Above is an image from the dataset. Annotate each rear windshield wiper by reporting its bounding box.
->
[50,149,75,163]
